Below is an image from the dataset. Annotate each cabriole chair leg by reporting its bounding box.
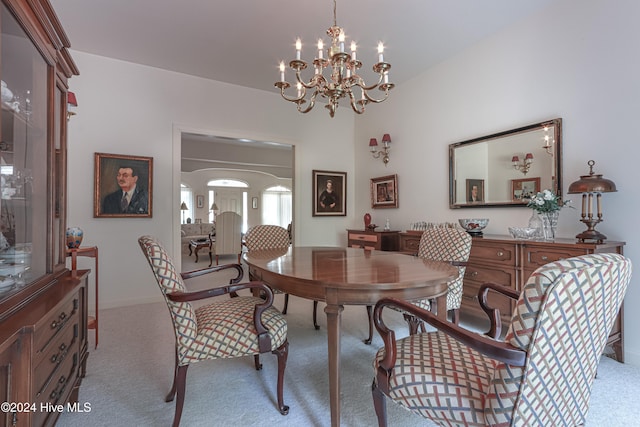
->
[273,341,290,415]
[364,305,374,344]
[165,351,179,402]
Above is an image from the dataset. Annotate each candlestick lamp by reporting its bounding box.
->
[567,160,617,243]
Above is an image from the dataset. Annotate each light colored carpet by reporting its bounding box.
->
[56,254,640,426]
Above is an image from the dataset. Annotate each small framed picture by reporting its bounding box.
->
[371,174,398,209]
[94,152,153,218]
[466,179,484,204]
[313,170,347,216]
[196,195,204,208]
[512,177,541,201]
[252,197,258,209]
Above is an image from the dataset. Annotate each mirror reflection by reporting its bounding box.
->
[449,118,562,208]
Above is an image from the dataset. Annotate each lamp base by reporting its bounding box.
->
[576,229,607,244]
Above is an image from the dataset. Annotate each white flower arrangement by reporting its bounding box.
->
[527,189,570,213]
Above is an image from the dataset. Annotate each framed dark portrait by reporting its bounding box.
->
[371,174,398,209]
[313,170,346,216]
[94,152,153,218]
[466,179,484,204]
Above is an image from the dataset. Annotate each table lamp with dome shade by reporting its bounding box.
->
[567,160,617,244]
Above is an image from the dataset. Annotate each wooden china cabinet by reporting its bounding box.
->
[0,1,81,426]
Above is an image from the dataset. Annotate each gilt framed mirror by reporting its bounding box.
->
[449,118,562,208]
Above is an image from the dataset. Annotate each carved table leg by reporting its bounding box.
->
[325,301,344,427]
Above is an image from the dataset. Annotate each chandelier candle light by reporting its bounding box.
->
[275,0,394,117]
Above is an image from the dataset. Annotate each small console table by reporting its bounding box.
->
[347,229,400,251]
[67,246,99,349]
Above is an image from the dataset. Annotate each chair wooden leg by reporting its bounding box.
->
[364,305,373,344]
[165,350,179,402]
[451,308,460,325]
[254,354,263,370]
[282,293,289,314]
[372,379,388,427]
[273,341,290,415]
[313,300,320,330]
[171,365,189,427]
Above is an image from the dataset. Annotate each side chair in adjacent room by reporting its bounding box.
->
[138,235,289,427]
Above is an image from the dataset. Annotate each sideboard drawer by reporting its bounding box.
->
[464,263,516,287]
[469,242,517,266]
[349,233,378,243]
[34,293,79,355]
[34,319,78,395]
[523,247,585,269]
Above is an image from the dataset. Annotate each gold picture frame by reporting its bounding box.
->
[94,152,153,218]
[371,174,398,209]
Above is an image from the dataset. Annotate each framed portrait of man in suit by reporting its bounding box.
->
[94,152,153,218]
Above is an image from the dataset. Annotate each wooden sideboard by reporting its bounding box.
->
[347,229,400,251]
[399,231,423,255]
[462,235,626,361]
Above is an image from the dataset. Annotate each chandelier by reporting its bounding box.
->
[274,0,394,117]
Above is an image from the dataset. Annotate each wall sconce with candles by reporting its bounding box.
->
[67,91,77,120]
[512,152,534,175]
[369,133,391,166]
[542,123,554,155]
[567,160,617,243]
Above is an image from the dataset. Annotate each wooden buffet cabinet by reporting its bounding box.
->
[397,231,626,361]
[0,1,81,426]
[462,235,626,361]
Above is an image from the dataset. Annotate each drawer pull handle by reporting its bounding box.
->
[541,255,548,261]
[496,251,504,257]
[50,311,68,329]
[50,343,69,364]
[469,271,478,277]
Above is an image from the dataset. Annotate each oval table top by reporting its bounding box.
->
[243,246,458,303]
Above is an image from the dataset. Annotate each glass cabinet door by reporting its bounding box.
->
[1,3,49,296]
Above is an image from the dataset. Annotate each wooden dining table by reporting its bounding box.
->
[243,246,458,427]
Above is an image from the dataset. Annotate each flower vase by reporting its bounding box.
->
[528,211,543,239]
[540,211,559,240]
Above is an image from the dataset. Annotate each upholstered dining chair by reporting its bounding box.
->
[212,211,242,265]
[372,253,632,427]
[138,235,289,427]
[244,225,322,329]
[363,227,472,344]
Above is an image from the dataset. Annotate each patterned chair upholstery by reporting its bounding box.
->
[138,235,289,427]
[363,227,472,344]
[243,225,323,326]
[372,253,632,427]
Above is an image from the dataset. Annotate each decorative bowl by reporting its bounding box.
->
[508,226,539,240]
[458,218,489,235]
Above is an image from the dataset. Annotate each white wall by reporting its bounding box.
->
[67,0,640,365]
[66,52,354,309]
[354,0,640,364]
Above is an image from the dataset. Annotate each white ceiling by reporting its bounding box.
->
[50,0,557,94]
